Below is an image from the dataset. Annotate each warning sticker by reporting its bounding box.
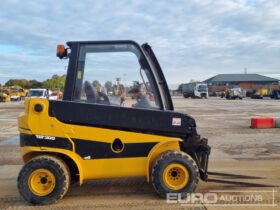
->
[172,118,181,126]
[77,70,82,79]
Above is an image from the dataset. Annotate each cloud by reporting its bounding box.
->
[0,0,280,85]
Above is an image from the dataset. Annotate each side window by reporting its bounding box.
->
[73,44,161,110]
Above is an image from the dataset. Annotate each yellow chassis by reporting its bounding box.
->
[19,98,183,185]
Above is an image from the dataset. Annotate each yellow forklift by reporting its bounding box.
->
[0,88,11,102]
[17,41,210,204]
[9,86,27,101]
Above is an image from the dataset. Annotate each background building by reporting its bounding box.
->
[204,74,279,93]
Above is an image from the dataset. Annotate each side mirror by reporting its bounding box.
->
[56,44,68,59]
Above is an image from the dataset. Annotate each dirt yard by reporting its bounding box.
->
[0,97,279,209]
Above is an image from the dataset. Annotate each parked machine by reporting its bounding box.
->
[250,90,263,99]
[250,88,269,99]
[0,89,11,102]
[222,87,246,100]
[182,82,208,99]
[51,89,63,100]
[270,90,280,99]
[17,40,210,205]
[26,89,51,99]
[9,86,27,101]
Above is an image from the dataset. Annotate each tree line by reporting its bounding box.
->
[2,74,66,90]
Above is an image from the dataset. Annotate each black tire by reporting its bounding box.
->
[151,151,199,199]
[18,155,70,205]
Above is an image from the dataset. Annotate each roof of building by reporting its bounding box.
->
[204,74,279,83]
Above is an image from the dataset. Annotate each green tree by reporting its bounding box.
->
[104,81,113,92]
[43,74,66,90]
[5,79,18,87]
[29,80,43,88]
[4,78,43,89]
[5,79,31,89]
[3,74,66,90]
[92,80,100,88]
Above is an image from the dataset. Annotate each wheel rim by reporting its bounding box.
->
[163,163,189,190]
[28,169,56,196]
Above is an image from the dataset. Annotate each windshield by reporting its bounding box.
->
[27,90,44,97]
[11,89,19,93]
[197,85,208,92]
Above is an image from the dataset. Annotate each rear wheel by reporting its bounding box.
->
[151,151,199,198]
[18,155,70,205]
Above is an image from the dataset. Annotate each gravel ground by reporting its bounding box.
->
[0,97,279,209]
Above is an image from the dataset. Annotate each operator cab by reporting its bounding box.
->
[197,84,208,92]
[51,40,201,139]
[57,41,173,111]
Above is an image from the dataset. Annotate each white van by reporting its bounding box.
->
[26,89,55,99]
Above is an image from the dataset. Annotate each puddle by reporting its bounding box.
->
[0,135,19,146]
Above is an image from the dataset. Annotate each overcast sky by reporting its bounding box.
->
[0,0,280,87]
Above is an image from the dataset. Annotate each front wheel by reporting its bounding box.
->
[151,151,199,199]
[17,155,70,205]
